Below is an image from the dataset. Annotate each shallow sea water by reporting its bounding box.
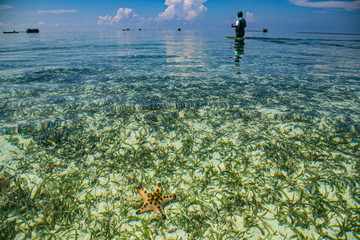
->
[0,30,359,239]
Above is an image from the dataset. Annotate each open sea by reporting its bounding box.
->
[0,30,359,239]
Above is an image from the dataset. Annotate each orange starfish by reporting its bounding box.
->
[136,183,176,219]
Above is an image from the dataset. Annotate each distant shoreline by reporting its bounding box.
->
[298,32,360,36]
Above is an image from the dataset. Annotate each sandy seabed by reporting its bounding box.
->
[0,105,359,239]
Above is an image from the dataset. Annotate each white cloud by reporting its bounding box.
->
[0,5,13,10]
[37,9,77,14]
[98,8,138,25]
[157,0,208,22]
[245,12,257,22]
[289,0,360,11]
[37,21,46,26]
[97,0,207,27]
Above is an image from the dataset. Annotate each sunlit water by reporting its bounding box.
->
[0,30,359,239]
[0,31,360,125]
[1,30,359,126]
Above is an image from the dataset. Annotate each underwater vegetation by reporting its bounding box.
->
[0,104,359,239]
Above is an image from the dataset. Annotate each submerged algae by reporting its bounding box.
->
[0,105,359,239]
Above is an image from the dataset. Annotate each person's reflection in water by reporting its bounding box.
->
[234,39,245,74]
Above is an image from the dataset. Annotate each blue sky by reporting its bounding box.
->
[0,0,359,33]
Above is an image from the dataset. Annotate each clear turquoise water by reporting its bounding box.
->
[1,30,359,127]
[0,30,359,239]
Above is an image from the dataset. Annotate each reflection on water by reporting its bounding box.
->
[164,32,206,77]
[234,39,245,74]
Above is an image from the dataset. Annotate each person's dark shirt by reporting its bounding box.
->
[236,18,246,38]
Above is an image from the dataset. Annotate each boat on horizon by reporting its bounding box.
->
[26,28,39,33]
[3,30,19,34]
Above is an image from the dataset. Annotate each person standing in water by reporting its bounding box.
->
[231,11,246,38]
